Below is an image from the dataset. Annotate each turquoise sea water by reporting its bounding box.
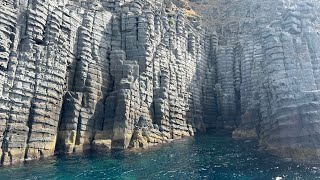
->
[1,131,320,180]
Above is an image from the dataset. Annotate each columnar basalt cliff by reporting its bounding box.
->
[190,0,320,161]
[0,0,216,165]
[1,0,320,165]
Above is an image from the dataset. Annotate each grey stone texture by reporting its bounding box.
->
[1,0,320,165]
[0,0,213,165]
[190,0,320,162]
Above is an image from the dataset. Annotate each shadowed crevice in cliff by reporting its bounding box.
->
[55,22,82,154]
[55,6,114,154]
[24,100,36,160]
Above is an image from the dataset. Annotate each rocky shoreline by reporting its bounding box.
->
[0,0,320,165]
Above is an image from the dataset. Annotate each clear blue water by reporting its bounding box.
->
[1,130,320,180]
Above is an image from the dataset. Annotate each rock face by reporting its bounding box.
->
[1,0,320,165]
[190,0,320,162]
[0,0,216,165]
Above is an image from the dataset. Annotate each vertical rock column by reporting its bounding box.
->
[25,6,70,160]
[216,47,237,129]
[185,33,198,131]
[110,1,144,149]
[151,6,174,140]
[174,14,192,137]
[54,10,82,153]
[75,9,112,152]
[259,27,292,151]
[109,50,139,149]
[193,31,208,132]
[168,15,183,139]
[239,35,253,118]
[137,5,155,138]
[2,0,55,164]
[260,3,320,160]
[203,34,218,128]
[57,5,113,153]
[233,32,264,138]
[0,4,18,164]
[153,43,171,139]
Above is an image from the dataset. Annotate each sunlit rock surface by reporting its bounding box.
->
[1,0,320,165]
[0,0,215,165]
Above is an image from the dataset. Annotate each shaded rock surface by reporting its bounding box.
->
[190,0,320,162]
[1,0,320,165]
